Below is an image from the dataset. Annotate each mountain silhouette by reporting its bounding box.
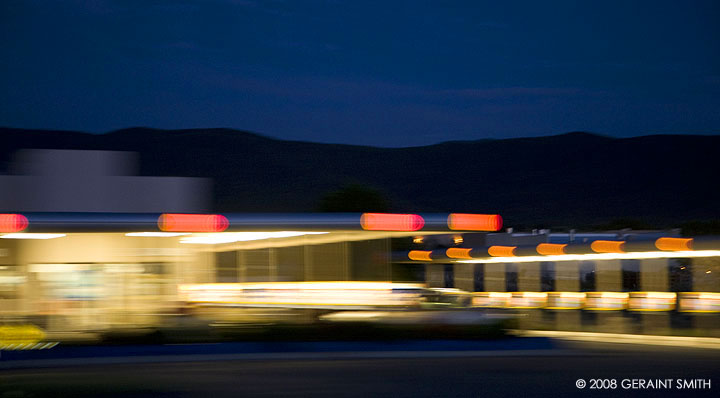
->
[1,127,718,228]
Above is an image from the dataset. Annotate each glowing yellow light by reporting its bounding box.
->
[509,292,548,308]
[585,292,629,310]
[488,245,516,257]
[537,243,567,255]
[679,292,720,313]
[559,292,586,299]
[698,293,719,300]
[457,250,720,264]
[413,236,424,244]
[628,292,676,311]
[644,292,676,299]
[655,237,693,251]
[472,292,512,308]
[180,281,424,291]
[453,235,464,245]
[599,292,629,299]
[446,248,472,259]
[591,240,625,253]
[408,250,432,261]
[0,324,46,349]
[547,292,586,309]
[520,292,548,298]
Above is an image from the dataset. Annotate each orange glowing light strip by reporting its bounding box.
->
[158,213,229,232]
[446,248,473,259]
[488,246,517,257]
[591,240,626,253]
[655,237,693,251]
[0,214,28,233]
[360,213,424,231]
[536,243,567,256]
[447,213,502,231]
[408,250,432,261]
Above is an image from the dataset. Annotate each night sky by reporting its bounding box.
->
[1,0,718,147]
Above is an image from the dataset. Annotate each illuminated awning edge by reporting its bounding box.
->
[456,250,720,263]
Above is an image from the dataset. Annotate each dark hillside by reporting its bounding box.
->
[1,127,718,227]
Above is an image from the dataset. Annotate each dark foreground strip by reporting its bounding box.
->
[0,338,567,369]
[0,349,581,369]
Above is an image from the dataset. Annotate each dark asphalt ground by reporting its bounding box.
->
[1,341,718,397]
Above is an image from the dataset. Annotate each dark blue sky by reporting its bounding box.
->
[1,0,718,147]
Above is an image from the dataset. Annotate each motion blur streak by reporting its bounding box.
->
[179,282,426,308]
[408,250,433,261]
[360,213,424,231]
[509,292,548,309]
[536,243,567,255]
[446,248,472,259]
[458,250,720,263]
[655,237,693,251]
[179,231,327,244]
[591,240,625,253]
[678,292,720,312]
[628,292,676,311]
[0,214,28,232]
[520,330,720,349]
[125,232,190,237]
[158,213,229,232]
[585,292,629,310]
[447,214,502,231]
[0,233,65,240]
[471,292,512,307]
[487,246,517,257]
[546,292,586,310]
[0,324,45,349]
[469,291,720,312]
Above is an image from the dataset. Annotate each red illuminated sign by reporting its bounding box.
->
[158,214,229,232]
[447,214,502,231]
[0,214,28,233]
[360,213,425,231]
